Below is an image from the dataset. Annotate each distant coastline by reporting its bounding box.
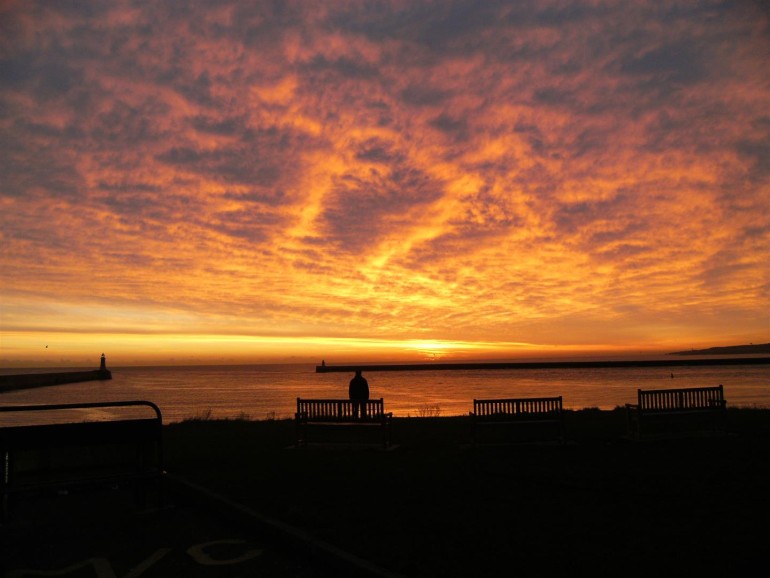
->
[668,343,770,356]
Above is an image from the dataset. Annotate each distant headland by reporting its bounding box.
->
[668,343,770,356]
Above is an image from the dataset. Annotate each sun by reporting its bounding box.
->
[405,341,460,361]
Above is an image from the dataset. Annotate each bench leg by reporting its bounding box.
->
[626,410,641,440]
[295,420,302,447]
[2,452,11,523]
[295,421,308,447]
[712,410,726,435]
[382,422,392,449]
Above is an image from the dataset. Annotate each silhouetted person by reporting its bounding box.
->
[349,369,369,419]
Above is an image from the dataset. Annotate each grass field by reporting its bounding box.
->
[164,408,770,577]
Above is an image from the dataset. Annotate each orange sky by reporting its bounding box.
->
[1,0,769,367]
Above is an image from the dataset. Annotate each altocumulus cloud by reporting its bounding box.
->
[1,0,768,358]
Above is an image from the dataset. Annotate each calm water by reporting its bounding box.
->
[1,360,768,424]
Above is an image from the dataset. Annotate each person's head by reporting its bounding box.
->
[355,369,362,377]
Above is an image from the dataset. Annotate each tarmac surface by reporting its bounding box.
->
[1,478,399,578]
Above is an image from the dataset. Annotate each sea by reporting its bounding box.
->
[1,357,768,424]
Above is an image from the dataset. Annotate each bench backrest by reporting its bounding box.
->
[637,385,724,412]
[473,396,562,418]
[297,398,386,421]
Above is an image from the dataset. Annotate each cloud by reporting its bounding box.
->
[1,0,768,361]
[320,163,444,254]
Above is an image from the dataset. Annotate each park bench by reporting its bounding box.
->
[625,385,726,440]
[295,398,393,448]
[1,401,164,522]
[470,396,565,445]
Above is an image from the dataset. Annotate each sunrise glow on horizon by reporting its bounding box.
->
[1,1,768,368]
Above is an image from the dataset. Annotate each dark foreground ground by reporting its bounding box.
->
[166,408,769,577]
[3,408,769,577]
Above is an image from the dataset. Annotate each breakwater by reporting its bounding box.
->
[0,369,112,392]
[315,357,770,373]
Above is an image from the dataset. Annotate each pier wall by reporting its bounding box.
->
[315,357,770,373]
[0,370,112,392]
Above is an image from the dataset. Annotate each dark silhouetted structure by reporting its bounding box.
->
[348,370,369,419]
[471,396,565,445]
[0,354,112,392]
[315,357,770,372]
[626,384,726,440]
[295,397,392,448]
[0,400,163,522]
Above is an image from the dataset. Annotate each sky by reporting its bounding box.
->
[1,0,769,367]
